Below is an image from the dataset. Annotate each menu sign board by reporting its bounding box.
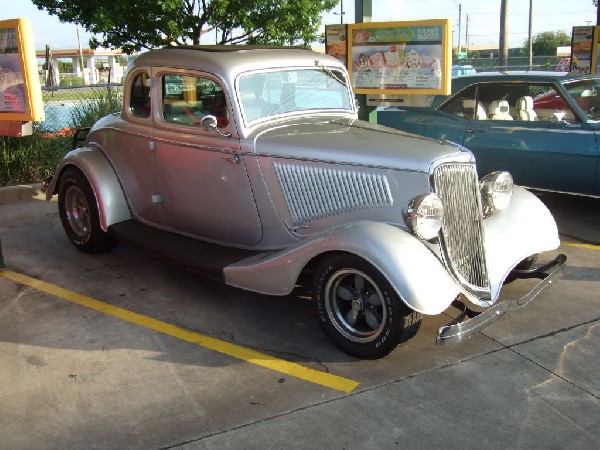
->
[0,18,44,122]
[325,25,347,64]
[571,26,594,74]
[347,19,451,95]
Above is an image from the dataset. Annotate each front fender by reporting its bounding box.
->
[46,147,131,231]
[224,221,460,315]
[484,185,560,302]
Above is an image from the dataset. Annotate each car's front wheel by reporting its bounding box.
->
[313,254,422,359]
[58,168,118,253]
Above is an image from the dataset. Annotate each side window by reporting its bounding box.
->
[129,72,151,118]
[476,83,576,122]
[161,74,229,128]
[439,86,483,119]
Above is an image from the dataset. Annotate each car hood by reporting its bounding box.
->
[245,117,468,173]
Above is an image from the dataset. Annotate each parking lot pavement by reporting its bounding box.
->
[0,186,599,449]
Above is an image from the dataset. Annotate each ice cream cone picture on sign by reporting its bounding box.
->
[404,49,423,70]
[383,45,405,69]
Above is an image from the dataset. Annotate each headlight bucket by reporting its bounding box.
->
[407,193,444,241]
[480,171,513,217]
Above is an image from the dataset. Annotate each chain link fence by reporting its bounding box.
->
[39,84,124,133]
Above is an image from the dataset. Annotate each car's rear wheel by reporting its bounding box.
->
[58,168,118,253]
[313,254,422,359]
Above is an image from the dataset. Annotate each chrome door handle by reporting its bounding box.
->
[223,154,240,164]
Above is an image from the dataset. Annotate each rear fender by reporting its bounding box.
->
[46,147,131,230]
[224,221,460,315]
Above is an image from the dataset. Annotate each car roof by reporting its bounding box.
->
[128,45,345,79]
[450,71,600,92]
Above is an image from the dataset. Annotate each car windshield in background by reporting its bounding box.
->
[563,78,600,119]
[238,68,353,123]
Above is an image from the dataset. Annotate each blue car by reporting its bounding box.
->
[378,72,600,196]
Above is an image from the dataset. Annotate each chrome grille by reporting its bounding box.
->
[274,162,393,227]
[433,163,490,295]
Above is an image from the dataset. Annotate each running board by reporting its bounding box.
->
[107,220,259,282]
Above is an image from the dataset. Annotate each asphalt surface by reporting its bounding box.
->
[0,184,598,449]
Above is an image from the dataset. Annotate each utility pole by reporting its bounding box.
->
[458,3,462,53]
[466,14,469,55]
[335,0,345,24]
[451,1,462,54]
[499,0,509,69]
[528,0,533,69]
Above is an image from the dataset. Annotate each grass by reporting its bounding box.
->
[1,87,123,187]
[0,133,71,187]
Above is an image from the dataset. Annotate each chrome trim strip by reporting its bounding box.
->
[436,253,566,345]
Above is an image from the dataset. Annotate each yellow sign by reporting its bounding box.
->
[0,18,44,122]
[347,19,451,96]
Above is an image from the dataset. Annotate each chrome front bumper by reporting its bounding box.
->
[437,253,567,346]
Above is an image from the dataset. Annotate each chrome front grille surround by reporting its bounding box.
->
[274,162,393,227]
[433,163,491,297]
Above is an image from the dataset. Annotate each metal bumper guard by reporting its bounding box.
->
[437,254,567,345]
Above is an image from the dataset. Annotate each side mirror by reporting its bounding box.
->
[201,115,218,131]
[201,115,232,138]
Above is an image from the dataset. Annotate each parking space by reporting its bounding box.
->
[1,187,599,448]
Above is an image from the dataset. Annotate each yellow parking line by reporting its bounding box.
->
[562,241,600,250]
[0,269,359,393]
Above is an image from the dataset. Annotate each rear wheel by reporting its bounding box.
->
[58,168,118,253]
[313,254,421,359]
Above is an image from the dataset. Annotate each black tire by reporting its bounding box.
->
[58,168,118,253]
[313,254,422,359]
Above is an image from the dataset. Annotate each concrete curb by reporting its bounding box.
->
[0,183,46,205]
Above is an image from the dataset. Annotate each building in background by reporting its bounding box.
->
[35,47,132,86]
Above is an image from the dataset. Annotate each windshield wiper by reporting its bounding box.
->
[314,59,347,87]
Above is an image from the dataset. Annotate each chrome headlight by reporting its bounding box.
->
[407,193,444,241]
[480,171,513,217]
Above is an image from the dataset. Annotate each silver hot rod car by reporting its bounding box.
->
[43,46,565,359]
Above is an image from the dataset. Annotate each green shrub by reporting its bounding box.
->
[68,88,122,129]
[0,134,71,186]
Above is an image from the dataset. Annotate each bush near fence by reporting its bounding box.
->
[0,84,124,187]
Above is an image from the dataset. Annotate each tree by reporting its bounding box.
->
[521,30,571,56]
[32,0,339,53]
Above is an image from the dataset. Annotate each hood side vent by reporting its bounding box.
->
[274,162,393,227]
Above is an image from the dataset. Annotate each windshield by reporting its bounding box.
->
[562,78,600,120]
[238,68,353,123]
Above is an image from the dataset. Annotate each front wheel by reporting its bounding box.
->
[313,254,422,359]
[58,168,118,253]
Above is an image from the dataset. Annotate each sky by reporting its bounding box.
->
[2,0,598,51]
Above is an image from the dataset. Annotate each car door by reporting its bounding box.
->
[150,69,262,246]
[462,82,599,195]
[108,69,166,226]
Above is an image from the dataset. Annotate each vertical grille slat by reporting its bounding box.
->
[275,163,393,227]
[433,163,490,295]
